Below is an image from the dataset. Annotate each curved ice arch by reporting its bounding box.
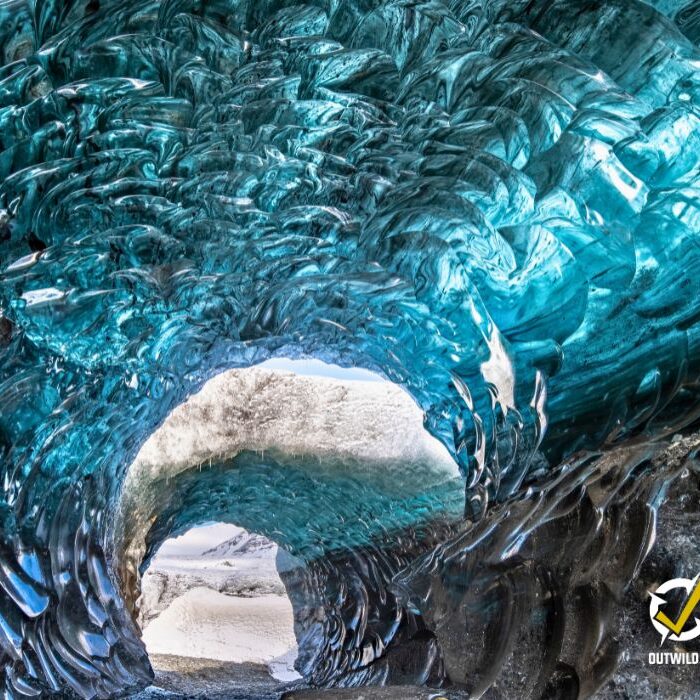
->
[115,366,463,616]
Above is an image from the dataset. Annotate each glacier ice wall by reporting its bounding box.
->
[1,0,700,696]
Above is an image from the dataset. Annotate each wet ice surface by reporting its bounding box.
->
[597,445,700,700]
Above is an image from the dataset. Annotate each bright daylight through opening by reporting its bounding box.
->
[140,523,301,690]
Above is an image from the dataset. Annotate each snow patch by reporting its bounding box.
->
[142,587,300,681]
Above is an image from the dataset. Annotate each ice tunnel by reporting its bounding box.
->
[116,363,465,692]
[2,0,700,697]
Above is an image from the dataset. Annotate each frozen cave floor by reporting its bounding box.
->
[131,656,466,699]
[131,657,471,700]
[132,654,294,700]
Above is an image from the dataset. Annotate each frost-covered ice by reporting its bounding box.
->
[140,525,301,682]
[128,366,457,479]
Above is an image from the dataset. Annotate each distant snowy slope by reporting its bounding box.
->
[155,523,245,559]
[139,525,287,623]
[202,531,277,559]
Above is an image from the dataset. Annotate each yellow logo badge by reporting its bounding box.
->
[649,575,700,645]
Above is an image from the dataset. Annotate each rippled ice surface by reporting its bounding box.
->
[2,0,700,697]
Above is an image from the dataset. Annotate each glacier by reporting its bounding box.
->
[1,0,700,696]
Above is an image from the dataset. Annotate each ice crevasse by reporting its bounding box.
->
[1,0,700,696]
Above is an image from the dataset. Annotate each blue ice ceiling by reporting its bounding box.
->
[1,0,700,696]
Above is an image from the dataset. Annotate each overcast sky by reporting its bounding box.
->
[258,357,383,382]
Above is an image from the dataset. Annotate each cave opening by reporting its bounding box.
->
[138,522,302,696]
[113,358,464,694]
[4,0,700,696]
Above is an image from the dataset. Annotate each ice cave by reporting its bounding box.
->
[1,0,700,697]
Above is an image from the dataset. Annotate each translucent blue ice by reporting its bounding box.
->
[1,0,700,696]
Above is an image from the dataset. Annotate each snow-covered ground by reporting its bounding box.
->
[139,524,301,682]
